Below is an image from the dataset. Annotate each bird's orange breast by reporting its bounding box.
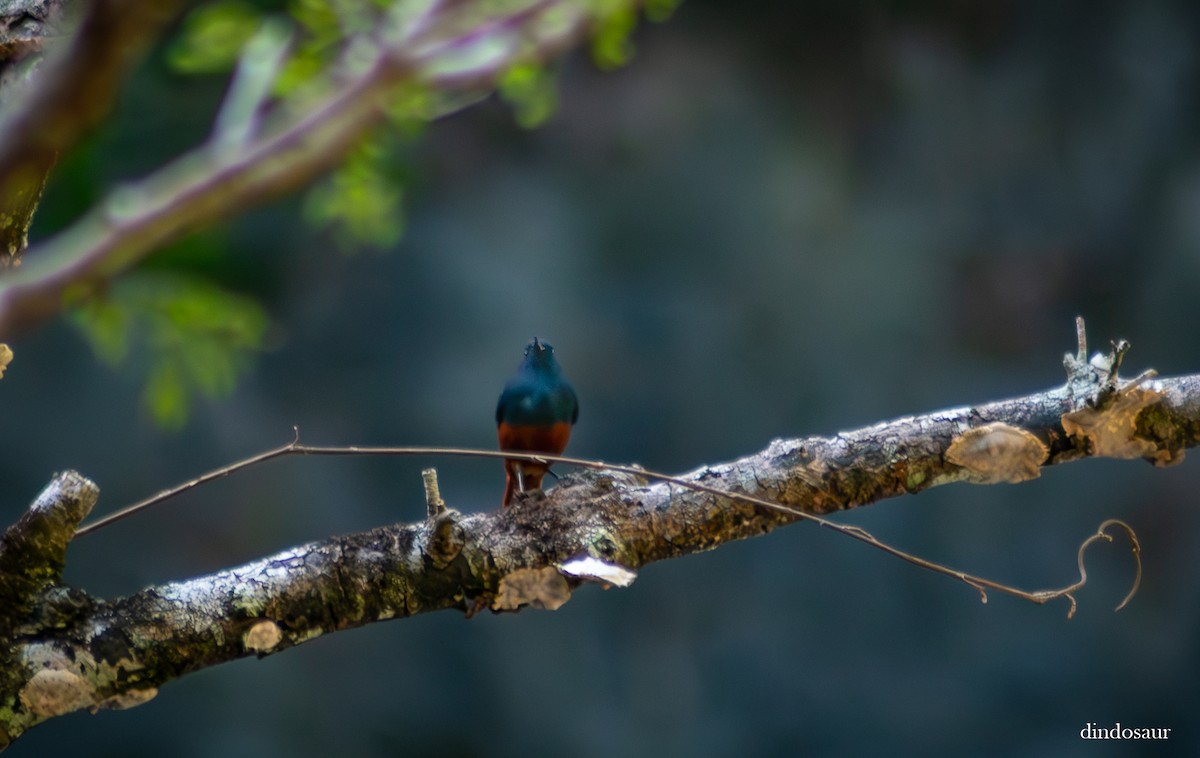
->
[497,421,573,458]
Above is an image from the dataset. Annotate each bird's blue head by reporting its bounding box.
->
[521,337,560,375]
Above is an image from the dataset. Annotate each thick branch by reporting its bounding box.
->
[0,471,96,621]
[0,352,1195,747]
[0,471,97,750]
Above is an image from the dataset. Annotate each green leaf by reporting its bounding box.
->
[274,0,362,96]
[383,83,438,134]
[144,361,190,430]
[167,1,264,74]
[499,62,559,128]
[303,133,407,248]
[70,296,131,366]
[644,0,682,23]
[590,5,637,70]
[70,272,269,429]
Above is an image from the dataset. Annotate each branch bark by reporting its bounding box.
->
[0,336,1195,749]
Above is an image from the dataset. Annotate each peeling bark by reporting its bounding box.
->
[1,344,1197,748]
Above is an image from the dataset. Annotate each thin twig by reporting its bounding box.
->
[422,467,446,518]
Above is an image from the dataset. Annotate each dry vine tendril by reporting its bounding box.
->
[74,429,1143,618]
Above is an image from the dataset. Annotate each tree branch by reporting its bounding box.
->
[0,330,1193,748]
[0,0,598,334]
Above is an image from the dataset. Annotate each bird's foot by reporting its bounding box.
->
[513,487,547,505]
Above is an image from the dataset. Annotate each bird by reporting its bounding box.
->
[496,338,579,507]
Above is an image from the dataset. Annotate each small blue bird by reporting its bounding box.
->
[496,338,579,506]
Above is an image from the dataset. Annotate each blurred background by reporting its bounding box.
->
[6,0,1200,755]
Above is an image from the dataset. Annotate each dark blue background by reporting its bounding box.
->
[6,1,1200,755]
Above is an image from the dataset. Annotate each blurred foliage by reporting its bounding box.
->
[643,0,681,23]
[275,0,354,96]
[590,3,637,69]
[499,62,559,128]
[303,130,409,249]
[69,273,268,429]
[162,0,661,246]
[66,0,658,428]
[166,1,264,74]
[588,0,678,68]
